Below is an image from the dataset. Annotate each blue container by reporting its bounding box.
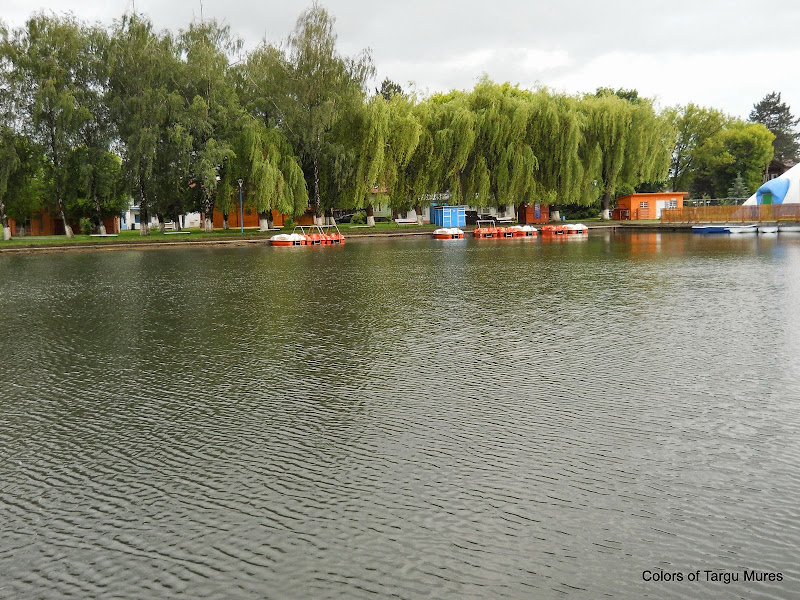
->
[431,205,466,227]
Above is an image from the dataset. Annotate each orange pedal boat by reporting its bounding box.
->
[540,223,589,236]
[270,224,346,247]
[433,227,464,239]
[473,219,537,239]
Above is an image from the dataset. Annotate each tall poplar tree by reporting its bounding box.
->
[108,13,182,235]
[283,3,373,222]
[179,19,241,232]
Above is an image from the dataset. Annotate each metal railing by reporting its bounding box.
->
[661,205,800,223]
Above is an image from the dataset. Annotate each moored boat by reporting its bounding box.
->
[540,223,588,236]
[473,220,537,239]
[726,225,758,234]
[271,224,345,247]
[758,226,778,234]
[433,227,464,239]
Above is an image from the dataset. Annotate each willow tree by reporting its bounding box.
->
[283,4,373,223]
[393,100,437,215]
[235,116,308,230]
[425,91,477,214]
[365,93,422,225]
[525,92,599,210]
[580,91,673,218]
[459,81,539,214]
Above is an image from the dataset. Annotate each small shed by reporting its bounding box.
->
[430,205,466,227]
[615,192,687,220]
[518,202,550,224]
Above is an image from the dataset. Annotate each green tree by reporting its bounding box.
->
[234,116,308,230]
[695,121,774,197]
[0,130,46,239]
[283,3,373,222]
[6,14,97,237]
[108,13,183,235]
[581,91,673,218]
[0,127,19,240]
[727,172,750,201]
[66,148,127,230]
[669,104,728,192]
[461,81,538,213]
[179,20,241,232]
[749,92,800,164]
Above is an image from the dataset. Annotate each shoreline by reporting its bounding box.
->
[0,222,736,255]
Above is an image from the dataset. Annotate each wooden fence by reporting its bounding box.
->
[661,205,800,224]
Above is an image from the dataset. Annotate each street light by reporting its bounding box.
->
[237,179,244,235]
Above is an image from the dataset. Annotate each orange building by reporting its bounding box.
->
[9,212,120,236]
[209,207,286,229]
[517,202,551,224]
[613,192,688,220]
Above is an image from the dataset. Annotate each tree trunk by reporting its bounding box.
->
[1,201,10,240]
[259,213,270,231]
[366,203,375,227]
[94,194,106,235]
[204,196,214,233]
[175,215,182,231]
[313,151,322,221]
[601,191,612,220]
[414,202,424,225]
[139,182,150,236]
[223,214,229,230]
[58,199,74,238]
[324,208,335,226]
[157,213,165,234]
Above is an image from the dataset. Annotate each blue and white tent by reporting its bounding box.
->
[743,163,800,205]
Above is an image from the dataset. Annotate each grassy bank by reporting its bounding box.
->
[0,220,695,254]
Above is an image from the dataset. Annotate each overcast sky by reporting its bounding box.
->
[4,0,800,120]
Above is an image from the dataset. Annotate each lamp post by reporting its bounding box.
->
[237,179,244,235]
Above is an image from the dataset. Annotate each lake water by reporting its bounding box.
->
[1,231,800,599]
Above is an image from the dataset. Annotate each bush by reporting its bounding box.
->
[284,217,296,229]
[350,211,366,225]
[80,217,93,235]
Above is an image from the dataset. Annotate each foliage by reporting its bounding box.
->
[5,13,99,236]
[580,92,673,213]
[350,210,366,224]
[282,3,374,217]
[694,121,774,197]
[749,92,800,164]
[108,13,184,235]
[669,104,728,192]
[79,216,92,235]
[179,20,241,231]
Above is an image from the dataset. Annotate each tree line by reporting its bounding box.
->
[0,4,794,240]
